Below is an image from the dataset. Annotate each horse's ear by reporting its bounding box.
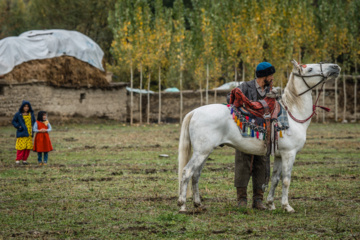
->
[291,59,301,71]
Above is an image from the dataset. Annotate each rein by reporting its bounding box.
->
[284,62,331,123]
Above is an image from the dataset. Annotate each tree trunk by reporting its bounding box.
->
[354,76,357,122]
[206,63,209,105]
[158,66,161,124]
[354,62,358,122]
[242,62,245,82]
[343,72,347,123]
[200,79,203,106]
[235,60,237,82]
[180,58,183,124]
[254,63,256,79]
[130,61,134,125]
[199,65,203,106]
[335,77,338,122]
[147,72,151,124]
[322,83,326,123]
[335,59,338,122]
[316,86,319,122]
[139,63,143,124]
[214,89,217,103]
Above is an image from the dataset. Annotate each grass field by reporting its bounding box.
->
[0,122,359,239]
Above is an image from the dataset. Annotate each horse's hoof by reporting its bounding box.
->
[195,205,207,212]
[267,202,276,210]
[178,209,188,214]
[283,205,295,213]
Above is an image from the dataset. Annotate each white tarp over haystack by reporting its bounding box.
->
[0,29,104,75]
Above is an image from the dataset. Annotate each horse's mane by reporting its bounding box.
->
[282,73,302,111]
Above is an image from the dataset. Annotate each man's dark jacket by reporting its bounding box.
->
[227,79,269,102]
[12,100,36,138]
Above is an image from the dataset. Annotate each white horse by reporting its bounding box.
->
[178,60,340,213]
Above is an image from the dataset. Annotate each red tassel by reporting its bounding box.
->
[317,106,331,112]
[314,105,331,112]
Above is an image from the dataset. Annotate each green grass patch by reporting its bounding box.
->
[0,122,359,239]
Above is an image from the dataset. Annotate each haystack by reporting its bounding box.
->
[2,56,108,87]
[0,29,109,87]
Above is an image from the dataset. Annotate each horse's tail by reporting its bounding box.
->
[178,111,194,196]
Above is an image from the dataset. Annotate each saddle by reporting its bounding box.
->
[229,87,280,119]
[229,87,281,156]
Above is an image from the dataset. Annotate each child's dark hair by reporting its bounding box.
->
[37,111,47,121]
[20,104,29,113]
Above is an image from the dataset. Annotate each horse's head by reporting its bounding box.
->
[291,60,341,96]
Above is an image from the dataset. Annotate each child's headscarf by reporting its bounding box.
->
[37,111,47,122]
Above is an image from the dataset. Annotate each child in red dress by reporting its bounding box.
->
[33,111,53,166]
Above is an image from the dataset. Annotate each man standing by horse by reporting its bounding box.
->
[231,62,275,210]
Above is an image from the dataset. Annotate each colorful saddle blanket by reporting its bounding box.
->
[229,87,276,118]
[229,103,289,139]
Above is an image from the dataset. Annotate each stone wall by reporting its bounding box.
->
[0,81,128,122]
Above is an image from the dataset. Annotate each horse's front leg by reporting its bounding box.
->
[192,161,206,210]
[280,151,296,213]
[266,155,282,210]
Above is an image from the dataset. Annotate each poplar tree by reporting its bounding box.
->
[109,0,137,124]
[171,0,186,124]
[153,0,172,123]
[133,0,152,124]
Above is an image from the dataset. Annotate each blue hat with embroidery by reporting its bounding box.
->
[256,62,276,78]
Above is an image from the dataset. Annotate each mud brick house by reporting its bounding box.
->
[0,80,128,121]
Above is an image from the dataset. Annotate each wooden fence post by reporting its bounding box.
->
[335,77,338,122]
[334,59,338,122]
[200,80,203,106]
[354,76,357,122]
[180,58,183,125]
[354,62,358,122]
[316,86,319,122]
[140,64,143,124]
[130,61,134,125]
[158,66,161,124]
[147,72,151,124]
[206,63,209,105]
[322,83,326,123]
[342,72,347,123]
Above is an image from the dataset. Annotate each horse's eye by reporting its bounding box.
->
[308,68,312,72]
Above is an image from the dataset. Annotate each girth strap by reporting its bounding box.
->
[259,100,271,156]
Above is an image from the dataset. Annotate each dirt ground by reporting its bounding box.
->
[0,122,359,239]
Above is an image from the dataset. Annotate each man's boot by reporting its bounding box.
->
[237,187,247,208]
[252,189,267,210]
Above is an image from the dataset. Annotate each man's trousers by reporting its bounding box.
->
[234,150,268,191]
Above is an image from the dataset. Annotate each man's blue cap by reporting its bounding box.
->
[256,62,276,78]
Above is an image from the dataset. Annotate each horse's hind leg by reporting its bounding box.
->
[192,161,206,209]
[266,156,282,210]
[178,153,208,213]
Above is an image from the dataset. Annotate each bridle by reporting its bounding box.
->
[293,62,328,96]
[283,62,331,123]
